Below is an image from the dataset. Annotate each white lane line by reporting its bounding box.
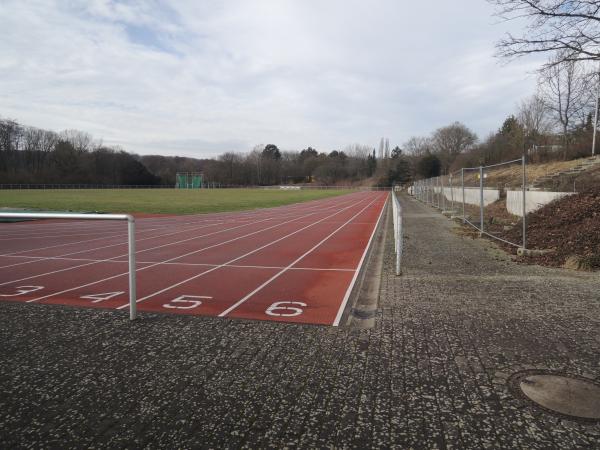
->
[2,216,276,287]
[0,221,224,269]
[0,192,360,266]
[0,192,364,271]
[1,254,356,272]
[0,191,359,257]
[22,195,369,304]
[332,193,387,326]
[0,230,131,241]
[114,194,375,309]
[0,191,353,241]
[217,194,383,318]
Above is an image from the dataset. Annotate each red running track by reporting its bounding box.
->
[0,191,387,325]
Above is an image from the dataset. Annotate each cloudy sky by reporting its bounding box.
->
[0,0,545,157]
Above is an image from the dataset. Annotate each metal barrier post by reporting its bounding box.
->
[479,166,484,234]
[0,212,137,320]
[393,192,402,276]
[127,218,137,320]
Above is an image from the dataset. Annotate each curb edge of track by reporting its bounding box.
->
[340,195,389,329]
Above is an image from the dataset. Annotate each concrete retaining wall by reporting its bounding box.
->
[434,187,500,207]
[506,190,574,217]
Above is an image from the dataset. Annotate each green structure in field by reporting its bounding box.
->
[176,172,203,189]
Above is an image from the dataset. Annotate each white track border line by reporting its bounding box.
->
[23,194,370,303]
[217,193,385,318]
[331,192,388,326]
[115,194,377,310]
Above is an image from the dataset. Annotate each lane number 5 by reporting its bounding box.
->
[163,295,212,310]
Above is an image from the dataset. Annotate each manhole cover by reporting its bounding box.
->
[508,370,600,422]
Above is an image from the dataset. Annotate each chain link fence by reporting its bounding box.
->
[413,157,527,250]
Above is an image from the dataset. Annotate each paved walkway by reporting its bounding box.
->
[1,193,599,448]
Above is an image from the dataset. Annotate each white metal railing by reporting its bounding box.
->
[0,213,137,320]
[391,192,403,276]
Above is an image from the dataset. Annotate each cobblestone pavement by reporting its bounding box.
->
[1,194,599,449]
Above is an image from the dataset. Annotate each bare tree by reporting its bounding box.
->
[403,136,433,156]
[538,55,593,152]
[517,94,552,135]
[432,122,478,172]
[219,152,243,185]
[60,129,94,154]
[490,0,600,64]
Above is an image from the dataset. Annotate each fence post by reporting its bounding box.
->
[450,174,454,211]
[430,178,433,204]
[461,169,465,224]
[479,166,484,234]
[522,155,527,250]
[441,176,445,210]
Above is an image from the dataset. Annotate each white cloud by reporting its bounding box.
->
[0,0,546,157]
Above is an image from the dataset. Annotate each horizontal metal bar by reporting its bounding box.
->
[0,212,137,320]
[481,158,523,169]
[463,218,521,248]
[0,213,133,222]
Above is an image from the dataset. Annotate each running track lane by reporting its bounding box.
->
[0,191,388,325]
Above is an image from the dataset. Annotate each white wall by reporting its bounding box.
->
[435,187,500,207]
[506,190,574,217]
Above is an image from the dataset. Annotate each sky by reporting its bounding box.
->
[0,0,546,158]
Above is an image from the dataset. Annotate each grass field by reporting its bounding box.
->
[0,188,350,215]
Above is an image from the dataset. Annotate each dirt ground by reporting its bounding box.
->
[494,186,600,269]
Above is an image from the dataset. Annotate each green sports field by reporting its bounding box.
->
[0,188,349,215]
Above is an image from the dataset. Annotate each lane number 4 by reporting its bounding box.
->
[80,291,125,303]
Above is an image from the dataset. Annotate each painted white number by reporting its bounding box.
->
[80,291,125,303]
[265,301,307,317]
[163,295,212,310]
[0,286,44,297]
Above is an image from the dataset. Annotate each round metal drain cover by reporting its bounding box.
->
[509,370,600,422]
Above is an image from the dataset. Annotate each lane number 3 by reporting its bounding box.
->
[0,286,44,297]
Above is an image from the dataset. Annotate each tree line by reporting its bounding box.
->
[0,118,207,185]
[202,144,384,186]
[0,118,414,187]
